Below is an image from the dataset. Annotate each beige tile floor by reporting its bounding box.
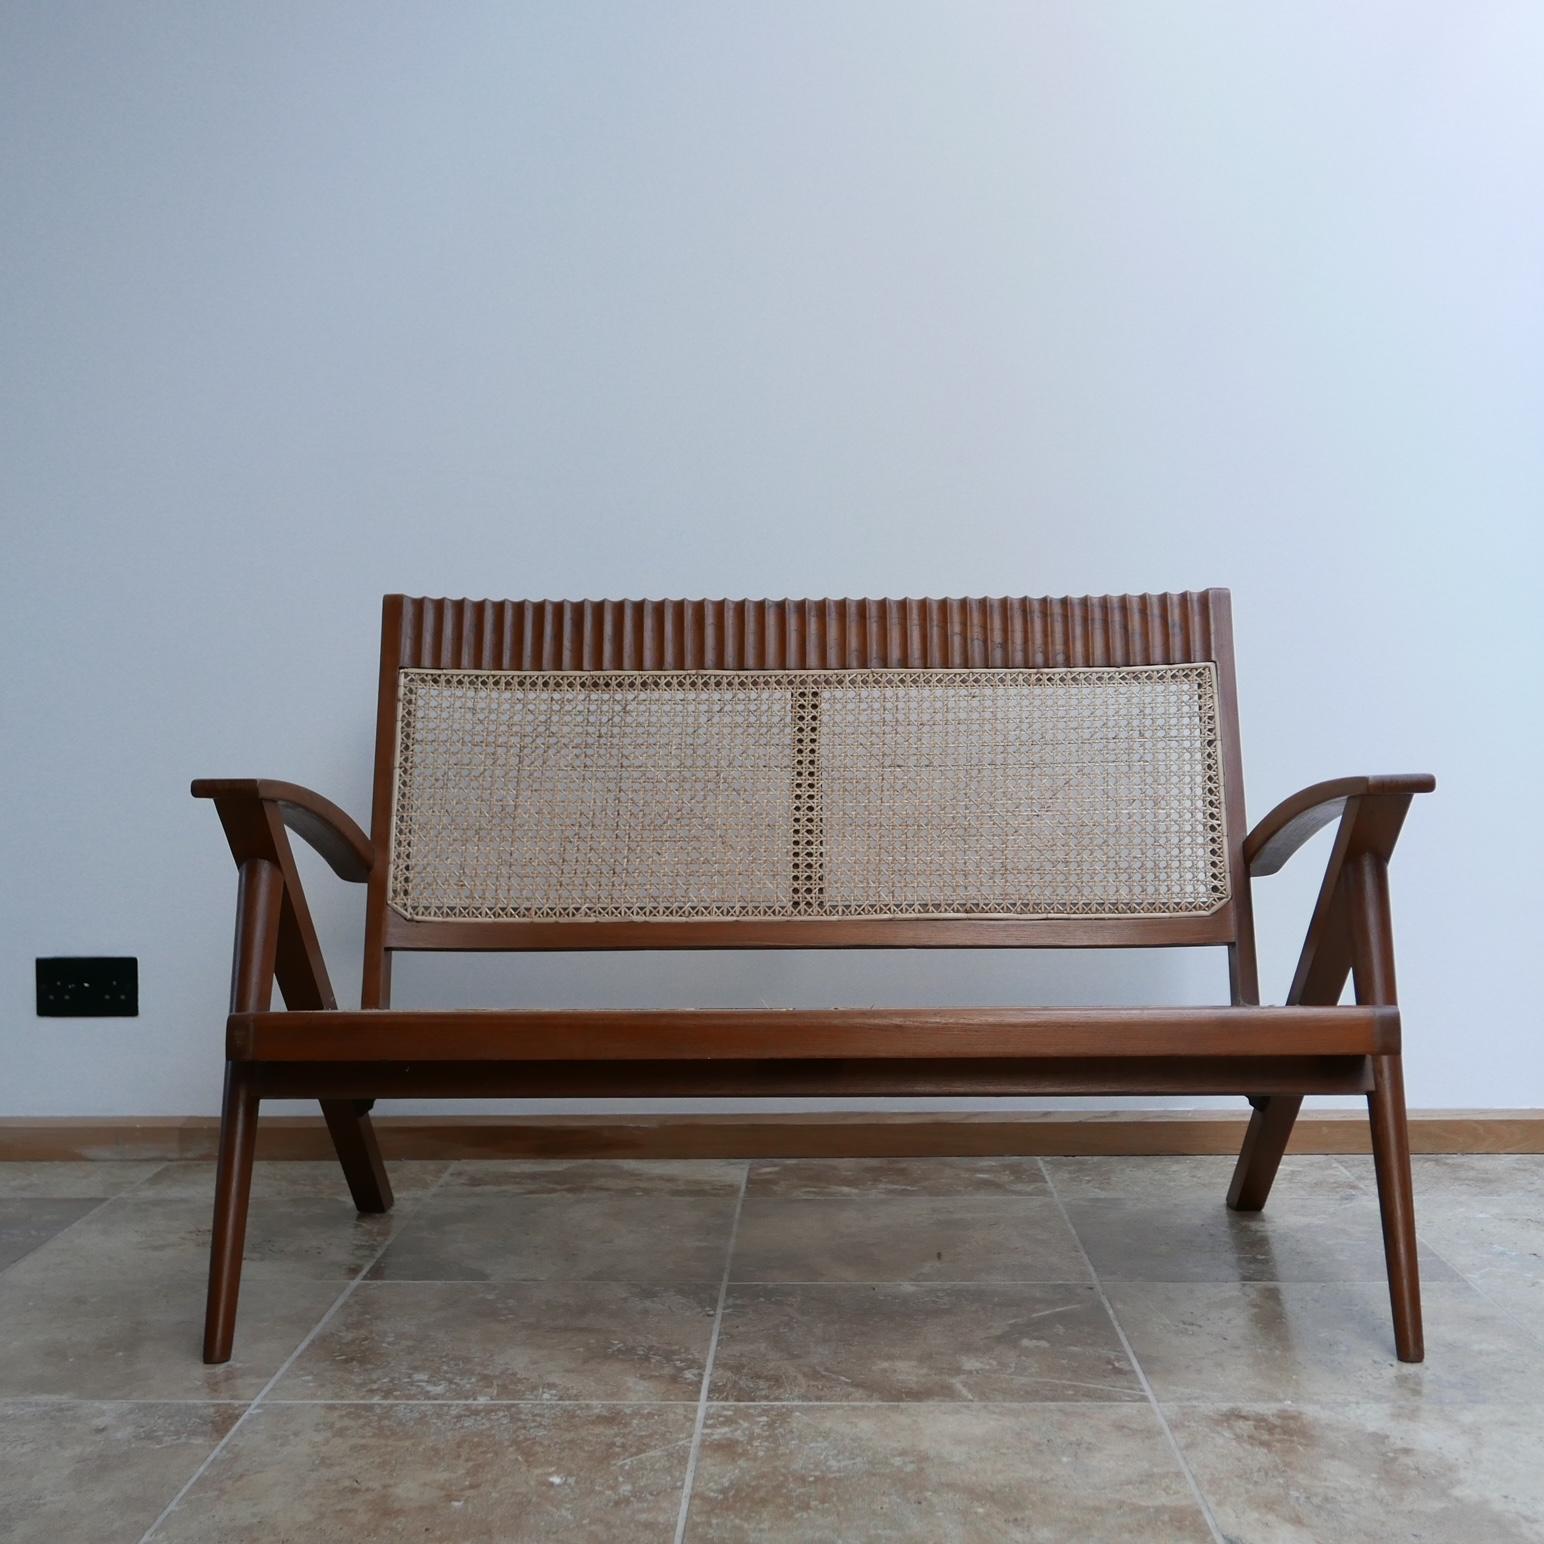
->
[1,1153,1541,1542]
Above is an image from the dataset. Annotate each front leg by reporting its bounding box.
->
[204,1064,260,1364]
[1367,1054,1422,1361]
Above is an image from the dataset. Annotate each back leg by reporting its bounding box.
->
[321,1099,394,1213]
[1226,1094,1302,1211]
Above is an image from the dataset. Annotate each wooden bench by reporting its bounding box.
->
[193,590,1433,1364]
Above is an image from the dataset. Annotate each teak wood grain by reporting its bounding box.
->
[246,1057,1379,1101]
[191,588,1434,1366]
[226,1006,1399,1064]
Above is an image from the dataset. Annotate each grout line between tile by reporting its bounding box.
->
[357,1276,1101,1287]
[254,1397,699,1407]
[725,1274,1097,1285]
[117,1161,177,1195]
[1328,1156,1372,1190]
[337,1276,732,1287]
[0,1194,119,1276]
[247,1395,1152,1407]
[0,1396,253,1408]
[135,1168,456,1543]
[1038,1158,1227,1544]
[672,1164,749,1544]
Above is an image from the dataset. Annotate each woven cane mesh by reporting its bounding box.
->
[388,666,1229,923]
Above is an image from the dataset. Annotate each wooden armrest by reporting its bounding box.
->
[1245,774,1435,878]
[192,779,373,883]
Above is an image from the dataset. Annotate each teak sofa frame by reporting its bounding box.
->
[193,590,1433,1363]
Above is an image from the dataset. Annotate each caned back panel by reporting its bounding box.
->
[388,665,1228,923]
[365,594,1249,959]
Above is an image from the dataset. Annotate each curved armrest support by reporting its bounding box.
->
[1251,773,1433,1010]
[193,778,372,1015]
[1245,774,1435,877]
[192,779,373,882]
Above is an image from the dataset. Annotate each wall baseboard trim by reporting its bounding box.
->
[2,1110,1541,1161]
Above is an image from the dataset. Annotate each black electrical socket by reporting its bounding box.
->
[36,957,138,1017]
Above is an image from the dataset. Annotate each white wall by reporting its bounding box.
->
[2,3,1540,1118]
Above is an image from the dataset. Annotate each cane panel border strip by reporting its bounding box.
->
[387,664,1230,923]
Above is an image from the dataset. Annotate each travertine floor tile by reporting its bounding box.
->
[1,1154,1540,1541]
[151,1402,695,1543]
[369,1193,738,1282]
[0,1161,166,1198]
[1341,1153,1544,1201]
[445,1158,746,1195]
[136,1159,451,1200]
[0,1399,244,1544]
[1414,1197,1544,1339]
[1044,1154,1363,1204]
[0,1263,341,1401]
[745,1156,1047,1199]
[1169,1402,1544,1543]
[273,1280,718,1402]
[730,1197,1090,1283]
[1066,1197,1457,1283]
[710,1282,1142,1403]
[27,1195,401,1284]
[685,1404,1213,1542]
[0,1197,103,1271]
[0,1196,397,1399]
[1108,1280,1544,1406]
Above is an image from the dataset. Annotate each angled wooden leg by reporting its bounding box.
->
[203,1063,259,1365]
[321,1099,394,1214]
[1368,1053,1423,1362]
[1344,852,1422,1362]
[1226,1094,1303,1211]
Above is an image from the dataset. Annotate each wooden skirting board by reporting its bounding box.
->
[1,1111,1540,1162]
